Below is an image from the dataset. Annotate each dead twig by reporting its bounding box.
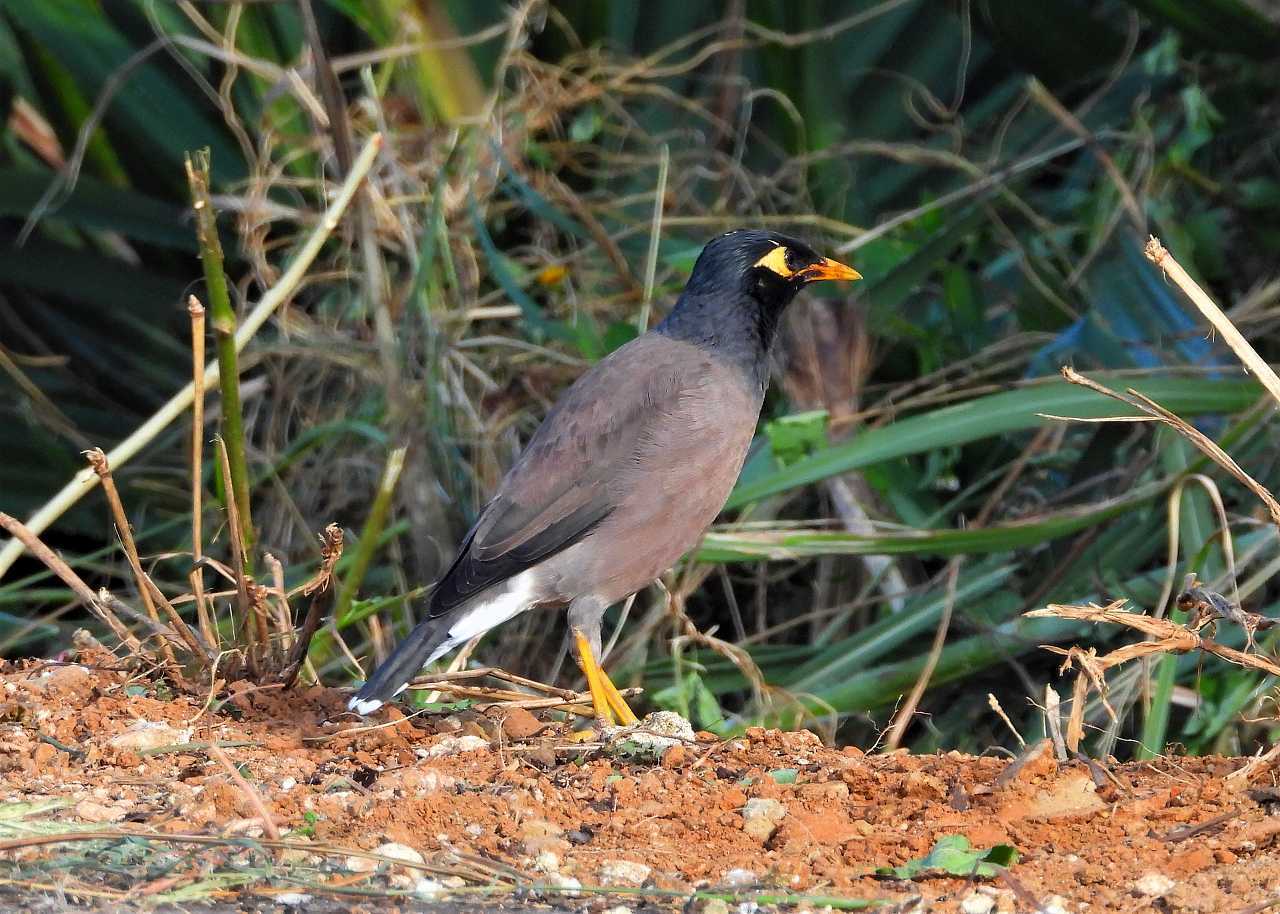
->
[1032,600,1280,678]
[187,295,217,652]
[279,524,343,687]
[206,744,280,841]
[85,449,208,664]
[1145,236,1280,410]
[0,512,141,655]
[1046,366,1280,531]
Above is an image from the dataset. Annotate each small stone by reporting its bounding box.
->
[534,850,560,873]
[1134,872,1176,897]
[552,875,582,897]
[465,823,484,838]
[414,878,445,899]
[742,797,786,841]
[74,799,126,823]
[280,777,296,791]
[1040,895,1070,914]
[721,867,756,886]
[400,768,455,794]
[420,734,488,758]
[109,721,192,753]
[602,907,632,914]
[500,708,544,741]
[960,891,995,914]
[344,854,378,873]
[275,893,312,907]
[797,781,850,801]
[599,859,651,886]
[520,817,566,854]
[441,876,466,889]
[702,900,731,914]
[606,711,694,759]
[374,841,424,868]
[661,745,687,768]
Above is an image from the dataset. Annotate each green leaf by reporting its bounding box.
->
[0,168,193,249]
[763,410,828,468]
[702,482,1163,562]
[877,835,1019,880]
[570,105,603,142]
[727,376,1262,508]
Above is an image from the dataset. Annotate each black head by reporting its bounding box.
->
[684,229,860,305]
[659,230,861,381]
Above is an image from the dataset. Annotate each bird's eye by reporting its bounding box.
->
[784,248,806,272]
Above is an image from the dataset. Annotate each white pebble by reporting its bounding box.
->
[1134,872,1176,897]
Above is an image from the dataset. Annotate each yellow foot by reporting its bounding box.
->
[571,627,639,726]
[598,667,639,726]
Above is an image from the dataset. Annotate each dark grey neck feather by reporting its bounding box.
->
[655,283,794,391]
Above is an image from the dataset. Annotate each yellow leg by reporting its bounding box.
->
[598,668,639,725]
[572,627,614,724]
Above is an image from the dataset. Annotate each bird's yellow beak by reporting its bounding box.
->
[798,256,862,283]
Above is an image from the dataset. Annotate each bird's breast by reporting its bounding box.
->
[549,366,762,604]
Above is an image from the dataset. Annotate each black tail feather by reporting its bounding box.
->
[348,616,452,713]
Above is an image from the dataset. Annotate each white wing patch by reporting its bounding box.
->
[438,570,536,650]
[346,572,537,715]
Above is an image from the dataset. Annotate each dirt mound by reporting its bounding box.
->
[1,657,1278,912]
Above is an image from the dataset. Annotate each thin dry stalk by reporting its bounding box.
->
[279,524,343,687]
[187,150,254,559]
[1049,367,1280,530]
[187,295,217,651]
[1045,683,1067,761]
[98,589,184,647]
[1027,78,1144,232]
[884,559,959,751]
[987,693,1026,749]
[1226,742,1280,784]
[1145,236,1280,410]
[409,665,581,699]
[264,554,293,651]
[83,449,206,667]
[206,744,280,840]
[1031,601,1280,678]
[215,436,257,678]
[0,512,141,654]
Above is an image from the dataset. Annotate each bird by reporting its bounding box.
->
[349,229,861,722]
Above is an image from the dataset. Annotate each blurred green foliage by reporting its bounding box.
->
[1,0,1279,759]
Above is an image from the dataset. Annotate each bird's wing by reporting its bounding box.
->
[427,334,697,618]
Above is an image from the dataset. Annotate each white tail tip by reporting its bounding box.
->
[348,696,384,715]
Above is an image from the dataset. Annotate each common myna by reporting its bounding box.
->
[350,229,860,721]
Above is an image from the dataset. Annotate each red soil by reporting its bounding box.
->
[2,656,1279,912]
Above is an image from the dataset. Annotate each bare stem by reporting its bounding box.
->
[186,149,255,566]
[215,436,257,680]
[280,524,344,687]
[187,295,217,652]
[84,449,183,669]
[1145,236,1280,409]
[0,512,141,655]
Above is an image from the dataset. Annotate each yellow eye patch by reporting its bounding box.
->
[752,245,795,278]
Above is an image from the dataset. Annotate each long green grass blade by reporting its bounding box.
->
[728,376,1262,508]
